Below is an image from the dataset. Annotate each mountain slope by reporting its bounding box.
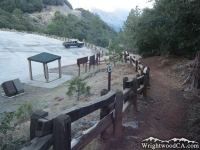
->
[91,8,130,31]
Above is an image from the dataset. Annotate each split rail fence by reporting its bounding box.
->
[22,51,150,150]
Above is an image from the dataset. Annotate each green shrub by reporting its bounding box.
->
[0,111,17,150]
[15,103,34,123]
[66,76,91,100]
[0,102,34,149]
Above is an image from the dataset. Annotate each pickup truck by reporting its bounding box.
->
[63,40,84,48]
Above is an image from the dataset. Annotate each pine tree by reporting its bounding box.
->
[66,76,91,100]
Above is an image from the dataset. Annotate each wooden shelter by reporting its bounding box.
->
[27,52,61,83]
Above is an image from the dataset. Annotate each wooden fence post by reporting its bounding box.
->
[124,51,127,63]
[143,75,148,98]
[30,110,48,140]
[85,62,87,73]
[100,90,109,120]
[132,78,138,112]
[78,66,80,76]
[136,74,140,91]
[100,89,110,139]
[146,67,150,86]
[114,91,123,138]
[140,66,144,76]
[123,77,128,90]
[136,60,138,72]
[130,56,132,66]
[53,114,71,150]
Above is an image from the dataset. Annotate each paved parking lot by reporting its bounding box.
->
[0,31,94,84]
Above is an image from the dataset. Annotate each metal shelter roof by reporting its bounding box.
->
[27,52,61,63]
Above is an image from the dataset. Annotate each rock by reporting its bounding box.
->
[128,136,140,143]
[171,65,186,72]
[123,121,139,130]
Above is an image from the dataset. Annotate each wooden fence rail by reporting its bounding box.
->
[22,52,149,150]
[124,51,150,85]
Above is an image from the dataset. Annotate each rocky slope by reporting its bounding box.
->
[29,4,82,29]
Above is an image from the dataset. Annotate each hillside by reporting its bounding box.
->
[28,4,82,29]
[0,0,118,47]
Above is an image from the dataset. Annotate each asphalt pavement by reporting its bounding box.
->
[0,31,94,85]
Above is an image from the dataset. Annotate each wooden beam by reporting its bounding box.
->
[137,75,144,85]
[122,100,132,118]
[123,88,132,100]
[125,79,134,88]
[138,64,144,70]
[124,51,127,63]
[36,92,116,137]
[146,69,150,86]
[137,85,144,95]
[138,64,144,75]
[53,115,71,150]
[114,91,123,138]
[71,113,114,150]
[135,60,138,72]
[58,59,61,78]
[59,91,116,122]
[133,78,138,112]
[85,61,87,73]
[100,89,110,139]
[143,75,148,98]
[30,110,48,140]
[123,77,128,90]
[44,63,49,83]
[28,60,33,80]
[22,134,53,150]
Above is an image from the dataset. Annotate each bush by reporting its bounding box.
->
[0,103,34,149]
[15,103,34,123]
[66,76,91,100]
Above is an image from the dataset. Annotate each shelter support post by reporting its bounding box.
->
[44,63,49,83]
[58,59,61,78]
[28,60,33,80]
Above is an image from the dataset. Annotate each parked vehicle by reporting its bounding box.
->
[63,40,84,48]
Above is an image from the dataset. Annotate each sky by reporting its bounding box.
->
[68,0,154,12]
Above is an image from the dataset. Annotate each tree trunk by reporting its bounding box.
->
[184,51,200,91]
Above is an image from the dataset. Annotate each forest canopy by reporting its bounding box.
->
[119,0,200,59]
[0,0,72,13]
[46,9,118,47]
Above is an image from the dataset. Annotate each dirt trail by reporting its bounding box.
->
[108,56,190,150]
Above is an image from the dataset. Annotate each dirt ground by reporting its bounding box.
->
[104,56,198,150]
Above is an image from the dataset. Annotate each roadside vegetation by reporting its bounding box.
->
[66,76,91,100]
[119,0,200,59]
[0,103,34,150]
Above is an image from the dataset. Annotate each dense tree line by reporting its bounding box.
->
[119,0,200,58]
[46,9,118,47]
[42,0,73,9]
[0,0,43,13]
[0,0,72,13]
[0,8,39,31]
